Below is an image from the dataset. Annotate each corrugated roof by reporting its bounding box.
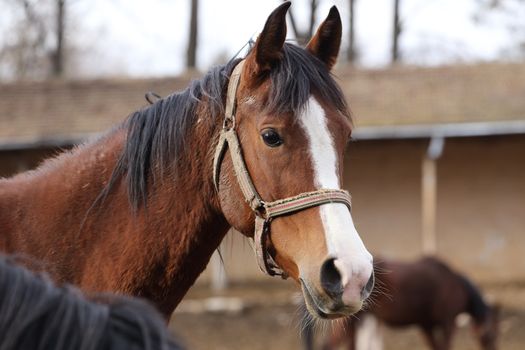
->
[1,62,524,147]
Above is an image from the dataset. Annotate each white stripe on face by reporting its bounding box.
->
[299,96,372,287]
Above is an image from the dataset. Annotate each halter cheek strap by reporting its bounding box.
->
[213,60,352,278]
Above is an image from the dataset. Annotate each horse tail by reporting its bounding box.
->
[457,273,489,323]
[0,255,182,350]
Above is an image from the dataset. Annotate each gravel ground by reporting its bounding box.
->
[170,282,525,350]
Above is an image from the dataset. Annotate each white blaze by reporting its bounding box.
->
[299,96,372,293]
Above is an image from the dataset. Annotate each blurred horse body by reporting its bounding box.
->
[318,257,500,350]
[0,255,182,350]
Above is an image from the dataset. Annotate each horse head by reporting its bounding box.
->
[215,2,373,319]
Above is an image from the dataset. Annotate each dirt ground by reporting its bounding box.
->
[170,281,525,350]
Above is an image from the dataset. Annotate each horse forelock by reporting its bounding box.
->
[266,43,350,119]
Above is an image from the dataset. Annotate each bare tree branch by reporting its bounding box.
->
[51,0,65,77]
[284,0,318,45]
[307,0,318,39]
[347,0,356,63]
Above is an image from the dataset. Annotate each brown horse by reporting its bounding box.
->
[319,257,500,350]
[0,3,373,319]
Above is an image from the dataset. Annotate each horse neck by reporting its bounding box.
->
[0,131,129,253]
[0,116,231,314]
[129,116,232,311]
[0,180,15,251]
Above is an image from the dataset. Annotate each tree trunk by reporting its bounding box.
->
[186,0,199,69]
[347,0,356,63]
[391,0,401,64]
[307,0,318,39]
[52,0,65,77]
[285,0,318,45]
[287,4,305,44]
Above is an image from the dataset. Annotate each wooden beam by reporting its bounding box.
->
[210,249,228,291]
[421,137,444,255]
[421,157,437,254]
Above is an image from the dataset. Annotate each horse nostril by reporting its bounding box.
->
[361,271,375,299]
[320,258,342,297]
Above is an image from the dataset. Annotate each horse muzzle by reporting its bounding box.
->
[300,257,375,319]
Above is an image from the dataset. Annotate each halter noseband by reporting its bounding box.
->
[213,60,352,278]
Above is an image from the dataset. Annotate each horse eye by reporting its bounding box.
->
[261,129,283,147]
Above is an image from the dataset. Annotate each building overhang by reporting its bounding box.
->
[352,120,525,140]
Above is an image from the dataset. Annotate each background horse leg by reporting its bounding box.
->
[301,321,314,350]
[320,317,356,350]
[345,318,358,350]
[440,321,456,350]
[422,325,440,350]
[421,322,456,350]
[357,315,382,350]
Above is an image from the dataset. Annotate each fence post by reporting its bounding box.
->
[421,137,445,255]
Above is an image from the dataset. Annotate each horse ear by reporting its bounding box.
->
[306,6,342,71]
[248,2,290,76]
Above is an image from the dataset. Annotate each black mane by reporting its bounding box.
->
[107,43,350,209]
[0,255,182,350]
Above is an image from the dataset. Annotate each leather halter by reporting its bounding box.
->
[213,60,353,278]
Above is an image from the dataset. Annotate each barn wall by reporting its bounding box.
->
[435,136,525,283]
[345,135,525,284]
[344,139,427,260]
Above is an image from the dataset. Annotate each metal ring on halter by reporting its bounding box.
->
[223,115,235,130]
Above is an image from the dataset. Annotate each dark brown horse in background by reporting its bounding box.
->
[308,257,500,350]
[0,3,373,319]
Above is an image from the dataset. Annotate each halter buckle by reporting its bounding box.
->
[222,115,235,130]
[251,200,267,219]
